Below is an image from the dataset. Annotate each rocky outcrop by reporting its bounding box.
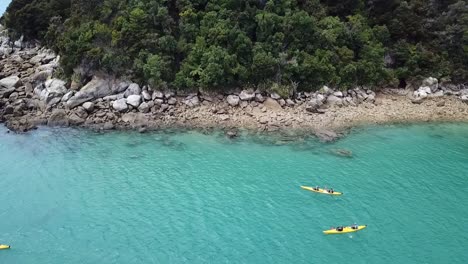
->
[66,76,113,108]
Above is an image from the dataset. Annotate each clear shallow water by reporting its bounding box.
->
[0,124,468,263]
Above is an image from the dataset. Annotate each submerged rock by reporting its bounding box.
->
[331,149,353,158]
[315,130,339,142]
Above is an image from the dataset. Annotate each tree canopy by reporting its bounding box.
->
[3,0,467,92]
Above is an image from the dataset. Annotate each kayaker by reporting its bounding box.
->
[314,186,319,191]
[352,224,358,230]
[337,226,343,231]
[330,188,334,193]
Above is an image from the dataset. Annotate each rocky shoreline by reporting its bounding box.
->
[1,27,468,141]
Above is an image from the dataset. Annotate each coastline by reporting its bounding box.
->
[2,92,467,142]
[1,36,468,141]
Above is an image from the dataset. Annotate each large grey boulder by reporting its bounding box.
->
[47,109,69,127]
[112,98,128,112]
[227,95,240,106]
[40,79,67,104]
[103,93,124,101]
[320,86,332,95]
[326,95,343,106]
[255,93,265,103]
[126,95,141,107]
[61,91,74,102]
[0,76,21,89]
[138,102,150,113]
[461,95,468,104]
[152,90,164,100]
[183,95,200,107]
[66,76,112,108]
[111,81,130,94]
[315,130,339,142]
[142,90,152,101]
[239,90,255,101]
[422,77,438,93]
[413,87,429,99]
[333,91,343,97]
[31,70,53,85]
[82,102,95,112]
[167,97,177,105]
[305,98,323,113]
[270,92,281,100]
[124,83,141,98]
[263,98,282,110]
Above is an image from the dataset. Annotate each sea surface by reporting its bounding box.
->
[0,124,468,263]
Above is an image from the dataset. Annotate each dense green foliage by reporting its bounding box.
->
[3,0,468,92]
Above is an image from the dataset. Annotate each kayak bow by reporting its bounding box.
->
[0,245,10,250]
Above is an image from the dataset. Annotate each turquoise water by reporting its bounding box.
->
[0,124,468,263]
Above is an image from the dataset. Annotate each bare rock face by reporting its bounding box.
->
[0,76,21,89]
[66,76,112,108]
[326,95,343,106]
[124,83,141,98]
[263,98,282,110]
[183,95,200,107]
[305,98,323,113]
[126,95,142,107]
[255,93,265,103]
[227,95,240,106]
[152,90,164,100]
[82,102,95,112]
[138,102,150,113]
[142,90,152,101]
[461,95,468,104]
[41,79,67,104]
[239,90,255,101]
[47,109,69,127]
[422,77,438,93]
[113,98,128,112]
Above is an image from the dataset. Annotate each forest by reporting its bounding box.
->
[2,0,467,94]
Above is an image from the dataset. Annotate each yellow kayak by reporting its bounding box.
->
[323,225,367,234]
[301,186,343,196]
[0,245,10,250]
